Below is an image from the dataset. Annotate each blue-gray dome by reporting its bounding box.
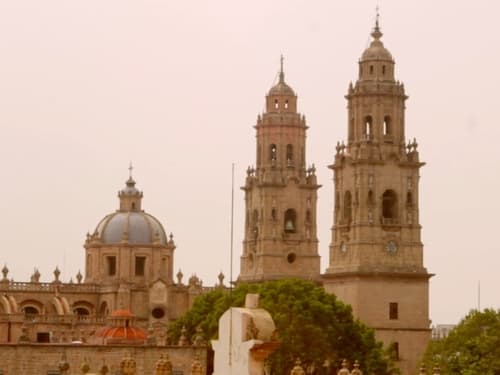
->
[95,211,167,245]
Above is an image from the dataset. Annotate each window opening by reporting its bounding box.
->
[364,116,373,139]
[285,100,289,109]
[270,144,277,161]
[152,307,165,319]
[37,332,50,343]
[274,99,279,109]
[389,302,399,320]
[382,190,397,219]
[286,144,293,162]
[369,65,374,74]
[306,210,311,223]
[271,208,277,221]
[135,256,146,276]
[284,209,297,233]
[382,65,386,75]
[24,306,39,316]
[383,116,391,135]
[74,307,90,316]
[390,342,400,360]
[107,256,116,276]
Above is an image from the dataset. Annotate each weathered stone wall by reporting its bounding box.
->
[0,344,207,374]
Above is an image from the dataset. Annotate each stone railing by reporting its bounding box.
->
[0,313,105,325]
[0,281,98,293]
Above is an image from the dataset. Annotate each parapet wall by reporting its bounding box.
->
[0,344,206,374]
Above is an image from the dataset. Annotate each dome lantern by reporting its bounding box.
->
[265,55,297,113]
[358,13,396,83]
[119,164,143,211]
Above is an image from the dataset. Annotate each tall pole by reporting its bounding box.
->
[228,163,235,367]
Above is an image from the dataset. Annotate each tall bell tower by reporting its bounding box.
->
[239,58,321,282]
[322,20,432,375]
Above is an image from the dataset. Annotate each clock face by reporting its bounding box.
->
[386,240,398,254]
[340,241,347,253]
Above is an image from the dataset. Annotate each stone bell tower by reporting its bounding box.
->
[239,58,321,282]
[322,19,432,375]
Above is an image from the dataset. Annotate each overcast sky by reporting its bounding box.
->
[0,1,499,326]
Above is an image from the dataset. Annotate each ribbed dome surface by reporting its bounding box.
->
[268,81,295,96]
[95,211,167,245]
[361,39,393,62]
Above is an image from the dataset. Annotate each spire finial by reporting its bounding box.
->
[279,54,285,83]
[128,162,133,179]
[371,6,383,40]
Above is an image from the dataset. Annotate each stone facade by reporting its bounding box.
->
[239,58,321,282]
[0,175,220,347]
[322,19,431,375]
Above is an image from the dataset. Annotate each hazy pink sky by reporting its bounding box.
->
[1,1,499,325]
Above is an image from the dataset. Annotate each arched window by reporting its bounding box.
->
[285,100,289,109]
[23,306,39,316]
[74,307,90,316]
[382,190,398,219]
[274,99,279,109]
[343,191,352,222]
[270,144,277,161]
[369,65,374,74]
[364,116,373,139]
[383,116,391,135]
[284,209,297,233]
[382,65,386,75]
[286,144,293,162]
[271,208,277,221]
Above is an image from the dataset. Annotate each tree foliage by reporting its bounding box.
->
[169,279,393,375]
[423,309,500,374]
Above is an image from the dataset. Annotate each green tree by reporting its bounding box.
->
[423,309,500,374]
[169,279,394,375]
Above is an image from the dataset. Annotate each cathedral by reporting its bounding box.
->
[0,19,430,375]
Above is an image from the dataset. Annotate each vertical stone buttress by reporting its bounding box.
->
[239,60,321,282]
[322,21,432,375]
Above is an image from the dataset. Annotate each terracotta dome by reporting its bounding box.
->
[94,309,147,345]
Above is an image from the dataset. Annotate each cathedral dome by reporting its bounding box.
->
[268,80,295,96]
[95,211,167,245]
[268,57,295,96]
[360,24,393,62]
[92,176,168,245]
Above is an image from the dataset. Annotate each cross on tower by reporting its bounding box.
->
[128,162,133,179]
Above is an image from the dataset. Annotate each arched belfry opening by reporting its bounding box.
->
[270,144,277,161]
[284,209,297,233]
[383,116,392,136]
[364,116,373,140]
[382,190,398,220]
